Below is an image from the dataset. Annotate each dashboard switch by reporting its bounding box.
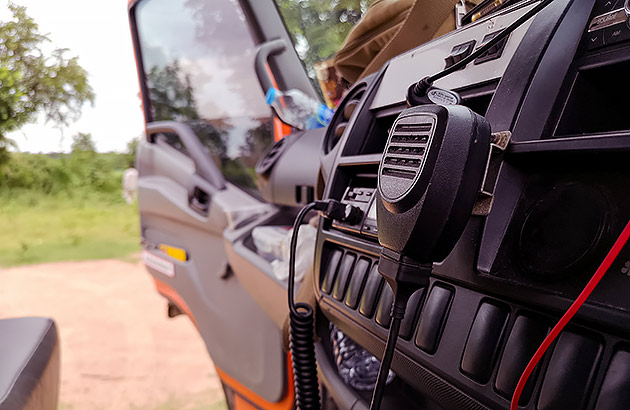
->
[444,40,476,69]
[332,253,356,301]
[359,265,383,318]
[344,258,371,309]
[414,286,453,353]
[595,349,630,409]
[375,283,394,328]
[495,315,549,403]
[400,289,425,340]
[321,249,342,294]
[474,32,509,64]
[460,302,508,383]
[538,331,602,410]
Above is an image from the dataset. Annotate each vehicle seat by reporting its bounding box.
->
[0,317,60,410]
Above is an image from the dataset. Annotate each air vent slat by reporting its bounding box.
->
[343,99,361,120]
[324,84,366,154]
[335,122,348,138]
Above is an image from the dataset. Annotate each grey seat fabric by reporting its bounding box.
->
[0,317,59,410]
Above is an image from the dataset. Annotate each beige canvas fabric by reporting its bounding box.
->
[334,0,481,84]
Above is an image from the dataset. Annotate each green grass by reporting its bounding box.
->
[0,192,140,267]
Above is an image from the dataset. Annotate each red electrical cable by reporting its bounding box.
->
[510,219,630,410]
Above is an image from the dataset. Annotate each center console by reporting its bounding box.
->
[313,0,630,408]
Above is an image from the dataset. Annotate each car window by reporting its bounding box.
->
[273,0,377,105]
[135,0,273,196]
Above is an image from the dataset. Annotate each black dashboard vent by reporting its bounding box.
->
[323,84,366,154]
[255,136,287,177]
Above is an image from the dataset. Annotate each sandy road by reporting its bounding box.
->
[0,259,225,410]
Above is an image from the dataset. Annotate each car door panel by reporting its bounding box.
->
[128,0,319,405]
[223,211,292,330]
[137,125,286,402]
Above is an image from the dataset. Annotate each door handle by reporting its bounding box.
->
[254,39,286,94]
[146,121,226,190]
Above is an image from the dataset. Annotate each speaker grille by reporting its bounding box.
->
[381,121,433,179]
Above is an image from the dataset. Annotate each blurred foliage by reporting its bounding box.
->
[0,3,94,163]
[71,132,96,153]
[274,0,376,81]
[0,146,132,197]
[0,144,140,266]
[126,137,139,168]
[147,61,199,123]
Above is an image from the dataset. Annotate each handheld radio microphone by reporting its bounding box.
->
[370,104,493,409]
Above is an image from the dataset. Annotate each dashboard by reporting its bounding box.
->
[311,0,630,409]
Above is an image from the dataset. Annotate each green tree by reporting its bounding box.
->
[125,137,139,168]
[147,61,199,122]
[146,61,229,159]
[274,0,375,81]
[71,132,95,153]
[0,3,94,161]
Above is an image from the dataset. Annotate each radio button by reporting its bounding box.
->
[604,22,630,44]
[594,0,621,16]
[585,31,605,49]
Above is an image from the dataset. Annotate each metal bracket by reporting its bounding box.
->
[472,130,511,216]
[455,0,467,29]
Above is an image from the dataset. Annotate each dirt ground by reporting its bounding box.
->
[0,258,226,410]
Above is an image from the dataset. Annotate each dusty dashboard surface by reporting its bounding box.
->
[313,0,630,409]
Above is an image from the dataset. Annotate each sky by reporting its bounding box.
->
[4,0,145,153]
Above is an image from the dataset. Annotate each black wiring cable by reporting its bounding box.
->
[368,292,406,410]
[287,202,318,315]
[368,263,432,410]
[408,0,555,102]
[429,0,554,82]
[287,199,363,410]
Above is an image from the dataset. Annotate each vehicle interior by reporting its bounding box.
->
[125,0,630,409]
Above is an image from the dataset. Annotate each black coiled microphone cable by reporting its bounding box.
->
[288,202,320,410]
[288,200,363,410]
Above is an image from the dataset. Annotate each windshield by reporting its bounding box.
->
[135,0,273,195]
[274,0,376,105]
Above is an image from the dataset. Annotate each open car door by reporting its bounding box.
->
[128,0,318,407]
